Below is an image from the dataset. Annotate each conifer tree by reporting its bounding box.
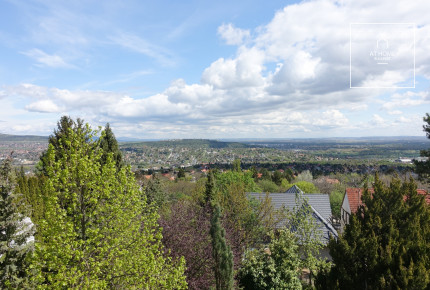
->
[33,120,187,288]
[318,174,430,289]
[99,123,123,169]
[414,113,430,183]
[0,157,35,288]
[210,204,234,290]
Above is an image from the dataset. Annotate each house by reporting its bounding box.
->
[341,188,429,231]
[248,186,338,260]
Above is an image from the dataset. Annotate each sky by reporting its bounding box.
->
[0,0,429,139]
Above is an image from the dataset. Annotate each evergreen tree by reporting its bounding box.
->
[33,120,187,288]
[177,167,186,179]
[0,157,35,288]
[318,174,430,289]
[210,204,234,290]
[99,123,123,169]
[145,174,167,207]
[414,113,430,183]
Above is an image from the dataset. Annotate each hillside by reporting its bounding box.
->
[120,139,253,149]
[0,133,48,142]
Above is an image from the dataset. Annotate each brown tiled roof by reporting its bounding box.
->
[346,188,429,213]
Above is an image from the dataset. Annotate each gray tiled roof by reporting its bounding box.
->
[285,185,303,194]
[247,191,338,244]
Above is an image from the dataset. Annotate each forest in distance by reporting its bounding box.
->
[1,114,430,289]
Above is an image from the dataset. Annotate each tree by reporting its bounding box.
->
[232,159,241,172]
[145,174,167,208]
[238,229,302,290]
[37,116,88,175]
[160,200,214,290]
[272,170,283,186]
[0,157,35,288]
[99,123,123,169]
[33,120,187,288]
[296,170,313,183]
[210,204,234,290]
[285,192,326,285]
[177,167,186,179]
[319,174,430,289]
[414,113,430,183]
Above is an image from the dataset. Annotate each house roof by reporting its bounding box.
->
[247,191,338,244]
[345,187,429,214]
[285,185,303,194]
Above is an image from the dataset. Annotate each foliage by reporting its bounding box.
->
[291,181,319,193]
[160,200,214,289]
[210,204,234,290]
[99,123,123,169]
[272,170,283,186]
[296,170,313,182]
[15,171,48,225]
[177,167,186,179]
[258,179,279,193]
[238,230,302,290]
[319,174,430,289]
[414,113,430,183]
[0,157,35,288]
[232,158,241,172]
[329,189,344,219]
[285,192,326,284]
[32,121,187,288]
[145,174,167,208]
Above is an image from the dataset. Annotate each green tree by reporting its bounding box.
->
[210,204,234,290]
[414,113,430,183]
[99,123,123,169]
[286,192,326,285]
[33,121,187,288]
[38,116,88,175]
[145,174,167,208]
[329,189,344,219]
[272,170,283,186]
[177,167,186,179]
[319,174,430,289]
[238,229,302,290]
[0,157,35,288]
[232,159,241,172]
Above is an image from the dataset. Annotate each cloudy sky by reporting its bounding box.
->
[0,0,429,139]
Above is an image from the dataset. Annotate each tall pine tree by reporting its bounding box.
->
[0,157,35,288]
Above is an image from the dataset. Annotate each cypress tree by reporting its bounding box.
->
[210,204,234,290]
[0,157,35,288]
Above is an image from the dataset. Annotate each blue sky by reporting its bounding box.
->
[0,0,429,139]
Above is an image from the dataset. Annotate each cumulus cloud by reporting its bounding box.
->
[217,23,250,45]
[5,0,430,137]
[26,99,62,113]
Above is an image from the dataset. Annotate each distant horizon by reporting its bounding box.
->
[1,132,427,142]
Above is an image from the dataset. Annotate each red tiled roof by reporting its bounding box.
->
[346,188,429,213]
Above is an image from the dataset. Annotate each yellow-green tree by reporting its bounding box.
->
[32,121,187,288]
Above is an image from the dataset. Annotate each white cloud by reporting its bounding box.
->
[25,99,62,113]
[217,23,250,45]
[382,91,429,110]
[21,49,75,68]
